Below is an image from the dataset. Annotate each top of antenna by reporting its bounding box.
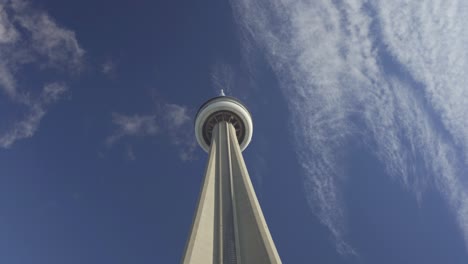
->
[220,89,225,96]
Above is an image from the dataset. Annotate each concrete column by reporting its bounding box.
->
[182,122,281,264]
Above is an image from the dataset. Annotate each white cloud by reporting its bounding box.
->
[41,82,68,103]
[0,5,18,43]
[163,103,197,161]
[0,0,84,148]
[0,63,16,97]
[126,144,136,161]
[211,62,235,95]
[231,0,468,255]
[376,0,468,164]
[106,113,159,145]
[107,103,196,161]
[101,60,115,76]
[164,103,190,128]
[0,82,68,148]
[0,103,45,148]
[10,0,84,71]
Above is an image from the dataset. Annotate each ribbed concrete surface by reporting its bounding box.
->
[182,122,281,264]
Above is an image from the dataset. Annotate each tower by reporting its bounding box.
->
[182,95,282,264]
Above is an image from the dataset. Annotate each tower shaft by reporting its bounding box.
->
[182,121,281,264]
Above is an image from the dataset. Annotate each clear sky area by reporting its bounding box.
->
[1,0,467,263]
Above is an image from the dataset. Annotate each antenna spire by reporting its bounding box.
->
[219,89,225,96]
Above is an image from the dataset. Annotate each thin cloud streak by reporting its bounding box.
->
[162,103,197,161]
[231,0,468,255]
[107,102,196,161]
[211,62,235,95]
[106,113,159,145]
[101,59,116,76]
[0,82,68,148]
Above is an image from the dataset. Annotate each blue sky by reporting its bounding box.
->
[1,0,467,263]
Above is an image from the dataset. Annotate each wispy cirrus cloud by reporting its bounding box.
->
[101,59,116,77]
[0,82,68,148]
[231,0,468,256]
[106,113,159,145]
[163,104,190,129]
[0,0,84,148]
[107,102,196,161]
[165,103,197,161]
[211,62,235,95]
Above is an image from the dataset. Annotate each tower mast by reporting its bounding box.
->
[182,96,281,264]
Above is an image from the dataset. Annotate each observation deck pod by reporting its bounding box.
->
[195,96,253,152]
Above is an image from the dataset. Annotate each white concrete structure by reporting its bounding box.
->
[182,96,282,264]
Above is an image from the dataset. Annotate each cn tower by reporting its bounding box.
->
[182,92,282,264]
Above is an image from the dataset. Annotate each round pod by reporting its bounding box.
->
[195,96,253,152]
